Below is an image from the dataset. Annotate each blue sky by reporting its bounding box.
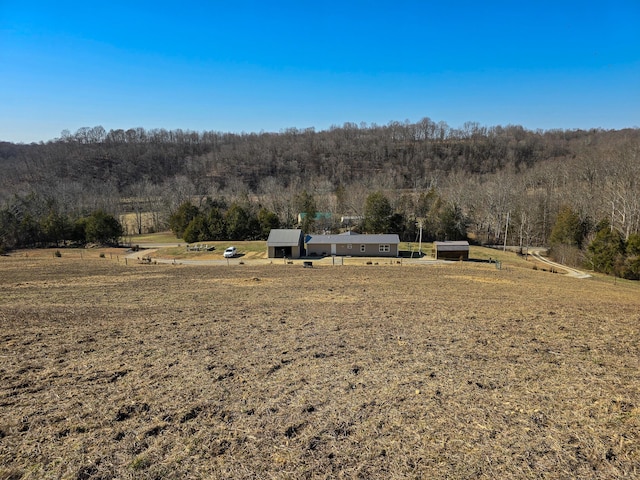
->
[1,1,639,143]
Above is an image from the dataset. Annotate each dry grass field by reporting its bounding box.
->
[1,252,639,479]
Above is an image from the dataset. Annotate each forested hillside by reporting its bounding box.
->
[1,119,639,277]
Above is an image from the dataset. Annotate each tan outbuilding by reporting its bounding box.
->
[267,229,305,258]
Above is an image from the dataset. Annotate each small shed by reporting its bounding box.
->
[433,241,470,260]
[267,229,304,258]
[306,232,400,257]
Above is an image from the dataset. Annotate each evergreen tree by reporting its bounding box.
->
[183,215,209,243]
[626,233,640,256]
[0,208,19,251]
[549,206,585,248]
[71,217,88,244]
[18,213,43,247]
[363,191,392,233]
[41,210,70,247]
[84,210,123,245]
[388,212,408,238]
[438,204,468,241]
[169,202,200,239]
[549,206,587,265]
[295,190,317,234]
[257,208,280,239]
[621,233,640,280]
[587,224,625,275]
[206,207,227,240]
[225,203,251,240]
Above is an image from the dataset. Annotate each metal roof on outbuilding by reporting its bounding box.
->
[433,241,470,251]
[267,229,303,246]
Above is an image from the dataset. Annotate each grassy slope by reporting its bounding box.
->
[1,255,639,479]
[126,231,184,244]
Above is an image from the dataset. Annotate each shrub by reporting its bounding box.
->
[619,255,640,280]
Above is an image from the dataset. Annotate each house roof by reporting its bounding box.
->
[297,212,333,220]
[267,229,303,246]
[433,240,470,251]
[306,233,400,245]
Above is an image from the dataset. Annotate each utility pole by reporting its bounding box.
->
[418,220,423,257]
[503,211,510,252]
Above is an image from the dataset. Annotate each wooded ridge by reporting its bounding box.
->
[1,119,639,277]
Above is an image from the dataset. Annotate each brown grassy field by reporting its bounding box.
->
[1,252,639,479]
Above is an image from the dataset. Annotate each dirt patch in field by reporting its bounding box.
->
[1,256,639,479]
[446,273,515,285]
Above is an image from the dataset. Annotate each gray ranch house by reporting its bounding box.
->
[306,232,400,257]
[267,229,305,258]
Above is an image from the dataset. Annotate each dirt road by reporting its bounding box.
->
[528,248,591,279]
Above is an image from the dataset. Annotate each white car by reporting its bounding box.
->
[223,246,237,258]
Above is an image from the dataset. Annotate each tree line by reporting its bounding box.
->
[0,194,123,251]
[1,120,639,278]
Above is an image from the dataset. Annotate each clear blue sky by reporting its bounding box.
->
[1,1,639,143]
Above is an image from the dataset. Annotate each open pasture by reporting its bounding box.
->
[1,254,639,479]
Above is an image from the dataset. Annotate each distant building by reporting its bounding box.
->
[267,229,304,258]
[297,212,333,225]
[306,232,400,257]
[340,215,363,227]
[433,241,470,260]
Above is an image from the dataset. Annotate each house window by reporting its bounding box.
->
[360,244,366,253]
[379,244,390,253]
[347,244,352,249]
